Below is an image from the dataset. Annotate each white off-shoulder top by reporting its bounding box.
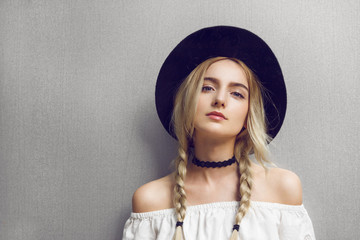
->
[122,201,315,240]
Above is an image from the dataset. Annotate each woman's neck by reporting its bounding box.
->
[187,134,238,183]
[193,134,236,162]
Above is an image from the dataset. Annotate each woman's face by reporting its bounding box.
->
[193,59,249,139]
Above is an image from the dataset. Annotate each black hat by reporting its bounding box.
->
[155,25,286,140]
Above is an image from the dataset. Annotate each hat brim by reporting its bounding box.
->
[155,25,287,140]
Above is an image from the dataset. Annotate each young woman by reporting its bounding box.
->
[123,26,315,240]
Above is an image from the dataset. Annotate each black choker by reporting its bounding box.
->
[192,156,237,168]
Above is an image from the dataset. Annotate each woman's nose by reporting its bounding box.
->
[212,91,226,107]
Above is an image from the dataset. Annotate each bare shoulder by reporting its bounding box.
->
[251,163,303,205]
[267,167,303,205]
[132,173,174,213]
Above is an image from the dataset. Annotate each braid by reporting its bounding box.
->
[174,147,188,221]
[236,155,253,224]
[173,144,188,240]
[230,143,253,240]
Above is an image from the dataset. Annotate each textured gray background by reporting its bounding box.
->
[0,1,359,240]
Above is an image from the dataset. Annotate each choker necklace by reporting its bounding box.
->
[192,156,237,168]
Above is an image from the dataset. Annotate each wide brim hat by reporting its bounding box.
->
[155,25,286,140]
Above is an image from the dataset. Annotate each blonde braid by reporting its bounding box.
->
[173,142,189,240]
[236,156,252,223]
[174,148,188,221]
[230,137,253,240]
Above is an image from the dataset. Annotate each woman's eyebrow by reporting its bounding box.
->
[204,77,249,92]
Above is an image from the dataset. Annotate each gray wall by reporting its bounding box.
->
[0,1,359,239]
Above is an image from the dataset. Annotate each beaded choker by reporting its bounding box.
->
[192,156,237,168]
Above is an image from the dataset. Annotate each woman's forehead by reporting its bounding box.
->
[204,60,248,87]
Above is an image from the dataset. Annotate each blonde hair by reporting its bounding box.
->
[171,57,271,240]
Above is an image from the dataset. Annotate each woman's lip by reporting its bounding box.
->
[207,114,226,120]
[206,111,226,120]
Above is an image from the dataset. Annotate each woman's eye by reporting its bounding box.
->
[202,86,213,92]
[232,92,245,99]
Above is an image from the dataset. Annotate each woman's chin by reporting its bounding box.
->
[194,128,240,140]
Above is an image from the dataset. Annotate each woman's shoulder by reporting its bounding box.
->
[251,163,303,205]
[132,173,174,213]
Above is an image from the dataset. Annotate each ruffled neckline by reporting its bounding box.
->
[130,200,305,219]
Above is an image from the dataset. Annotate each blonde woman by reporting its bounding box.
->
[123,26,315,240]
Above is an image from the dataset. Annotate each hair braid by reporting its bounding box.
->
[229,137,253,240]
[174,146,188,222]
[236,155,253,224]
[173,142,189,240]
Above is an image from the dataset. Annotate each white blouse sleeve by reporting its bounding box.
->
[278,205,316,240]
[122,217,153,240]
[122,209,176,240]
